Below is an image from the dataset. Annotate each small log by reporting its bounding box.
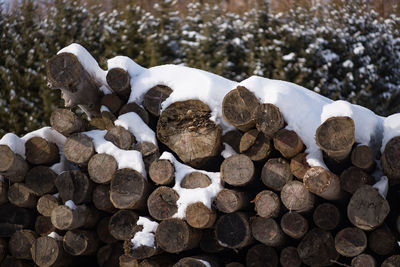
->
[101,94,123,114]
[133,142,160,172]
[149,159,175,185]
[280,246,301,267]
[63,133,95,165]
[25,166,57,196]
[200,229,225,253]
[222,130,243,154]
[315,116,355,161]
[173,256,219,267]
[106,68,131,98]
[222,86,259,131]
[96,217,117,244]
[280,211,308,239]
[46,52,102,117]
[347,185,390,231]
[35,215,56,236]
[143,85,173,117]
[0,204,35,237]
[0,238,6,263]
[351,145,375,173]
[313,202,341,231]
[51,204,99,230]
[31,236,73,267]
[381,136,400,181]
[119,255,139,267]
[63,230,100,256]
[8,183,37,208]
[37,194,60,217]
[110,168,150,210]
[105,126,133,150]
[261,158,293,191]
[97,243,124,267]
[50,108,86,136]
[55,170,93,204]
[109,209,139,241]
[119,102,150,125]
[157,100,222,168]
[252,190,280,218]
[181,172,211,189]
[155,218,201,253]
[254,103,285,138]
[297,228,339,266]
[89,115,114,130]
[340,166,374,194]
[250,217,285,247]
[280,180,314,212]
[215,212,253,249]
[123,239,160,261]
[368,226,396,256]
[9,229,38,260]
[381,255,400,267]
[0,145,29,182]
[289,153,310,180]
[88,153,117,184]
[214,189,249,213]
[92,184,117,213]
[246,244,278,267]
[185,202,216,229]
[351,254,376,267]
[147,186,179,220]
[239,129,271,162]
[25,137,59,166]
[273,128,304,159]
[334,227,367,257]
[303,166,343,200]
[220,154,254,186]
[0,178,8,205]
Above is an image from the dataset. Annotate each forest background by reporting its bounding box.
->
[0,0,399,137]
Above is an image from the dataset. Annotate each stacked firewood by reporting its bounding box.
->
[0,50,399,267]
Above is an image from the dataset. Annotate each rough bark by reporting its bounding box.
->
[381,136,400,181]
[8,183,37,208]
[25,166,57,196]
[143,85,173,117]
[92,184,117,213]
[25,137,59,165]
[220,154,254,186]
[9,229,38,260]
[51,204,99,230]
[31,236,73,267]
[55,170,93,204]
[290,153,310,180]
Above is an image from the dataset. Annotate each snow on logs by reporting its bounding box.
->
[1,43,400,266]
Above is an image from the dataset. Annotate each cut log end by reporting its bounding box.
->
[221,154,254,186]
[9,229,38,260]
[106,68,131,98]
[250,216,285,247]
[280,246,301,267]
[246,244,278,267]
[149,159,175,185]
[351,145,375,172]
[261,158,293,191]
[64,133,95,165]
[143,85,173,117]
[334,227,367,257]
[215,212,253,249]
[253,190,280,218]
[273,128,304,159]
[88,153,117,184]
[381,136,400,181]
[239,129,271,161]
[313,202,341,231]
[280,180,314,212]
[50,108,86,136]
[25,136,59,165]
[351,254,376,267]
[180,171,211,189]
[254,103,285,138]
[109,209,139,241]
[303,166,342,200]
[185,202,216,229]
[147,186,179,221]
[280,211,309,240]
[104,126,133,150]
[214,189,249,213]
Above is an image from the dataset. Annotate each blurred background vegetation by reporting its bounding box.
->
[0,0,399,137]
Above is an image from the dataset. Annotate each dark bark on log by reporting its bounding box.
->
[101,94,123,115]
[185,202,216,229]
[147,186,179,220]
[315,116,355,161]
[280,246,301,267]
[351,254,376,267]
[88,153,117,184]
[180,172,211,189]
[119,103,150,125]
[239,129,271,161]
[280,211,309,239]
[222,130,243,153]
[149,159,175,185]
[273,128,304,159]
[31,236,73,267]
[381,255,400,267]
[215,212,253,249]
[143,85,173,117]
[199,229,225,253]
[64,133,95,165]
[280,180,314,212]
[97,243,124,267]
[347,185,390,231]
[109,209,139,241]
[214,189,249,213]
[313,202,341,231]
[0,178,8,205]
[37,194,60,217]
[254,103,285,138]
[351,145,375,173]
[25,137,59,166]
[55,170,93,204]
[96,217,117,244]
[123,241,160,261]
[250,217,285,247]
[261,158,293,191]
[25,166,57,196]
[8,183,37,208]
[133,142,160,172]
[220,154,254,186]
[51,204,99,230]
[297,228,339,266]
[105,126,134,150]
[157,100,222,168]
[9,229,38,260]
[381,136,400,181]
[63,230,100,256]
[110,168,150,210]
[0,204,35,237]
[222,86,259,132]
[289,153,310,180]
[46,52,102,117]
[92,184,117,213]
[368,226,396,256]
[119,255,139,267]
[334,227,367,257]
[0,145,29,182]
[155,218,202,253]
[50,109,86,136]
[246,244,278,267]
[106,68,131,98]
[340,166,374,194]
[303,166,343,200]
[252,190,280,218]
[35,215,56,236]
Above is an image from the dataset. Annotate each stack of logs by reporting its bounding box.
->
[0,51,399,267]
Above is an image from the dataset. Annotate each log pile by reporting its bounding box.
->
[0,46,399,267]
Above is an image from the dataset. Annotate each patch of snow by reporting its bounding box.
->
[353,43,365,55]
[372,176,389,198]
[0,133,25,158]
[65,200,77,210]
[115,112,157,145]
[130,217,159,249]
[107,56,146,84]
[221,143,237,158]
[283,52,295,61]
[198,260,211,267]
[381,114,400,153]
[48,232,63,240]
[100,105,110,113]
[342,59,354,68]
